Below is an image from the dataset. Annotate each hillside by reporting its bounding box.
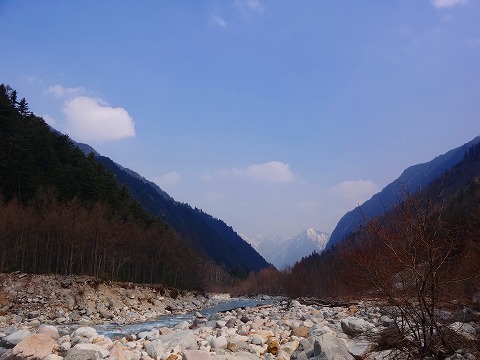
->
[0,84,223,290]
[77,151,270,275]
[326,136,480,249]
[284,139,480,299]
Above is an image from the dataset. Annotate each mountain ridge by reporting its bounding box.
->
[76,147,269,275]
[326,136,480,249]
[242,228,330,269]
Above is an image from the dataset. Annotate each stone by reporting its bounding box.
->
[226,342,239,352]
[249,334,264,346]
[109,343,136,360]
[210,336,227,350]
[78,318,93,326]
[37,325,60,340]
[347,305,358,316]
[66,296,75,311]
[291,326,309,338]
[340,317,373,336]
[11,334,55,360]
[314,333,354,360]
[266,340,280,355]
[449,322,476,339]
[64,348,102,360]
[348,341,375,360]
[71,327,98,340]
[99,310,114,319]
[281,340,299,355]
[144,340,164,359]
[215,321,226,329]
[45,355,62,360]
[182,350,211,360]
[69,343,109,358]
[174,321,190,331]
[2,330,32,348]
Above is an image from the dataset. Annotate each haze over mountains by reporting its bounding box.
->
[241,228,330,269]
[75,143,270,275]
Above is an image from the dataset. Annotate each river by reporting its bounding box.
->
[94,297,275,338]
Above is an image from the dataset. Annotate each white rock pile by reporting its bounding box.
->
[0,299,478,360]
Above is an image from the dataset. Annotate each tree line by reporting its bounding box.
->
[0,84,235,291]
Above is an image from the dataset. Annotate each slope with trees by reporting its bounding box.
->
[0,84,229,290]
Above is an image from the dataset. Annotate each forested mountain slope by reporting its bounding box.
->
[286,140,480,298]
[0,84,224,290]
[327,136,480,249]
[87,153,270,275]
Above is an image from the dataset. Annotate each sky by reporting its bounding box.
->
[1,0,480,239]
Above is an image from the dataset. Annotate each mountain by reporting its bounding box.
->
[77,147,269,275]
[326,136,480,249]
[274,228,330,269]
[240,232,284,267]
[242,228,330,269]
[0,84,212,289]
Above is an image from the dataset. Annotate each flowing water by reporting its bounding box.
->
[94,298,274,338]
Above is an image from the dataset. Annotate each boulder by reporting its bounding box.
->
[37,326,60,340]
[64,348,102,360]
[66,343,109,360]
[174,321,190,331]
[340,317,373,336]
[144,340,164,359]
[11,334,55,360]
[109,343,138,360]
[449,322,476,340]
[266,340,280,355]
[313,333,354,360]
[2,330,32,348]
[348,341,375,360]
[65,296,75,311]
[281,340,299,355]
[71,327,98,340]
[291,326,309,338]
[182,350,211,360]
[210,335,227,350]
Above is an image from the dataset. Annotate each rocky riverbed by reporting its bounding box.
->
[1,273,479,359]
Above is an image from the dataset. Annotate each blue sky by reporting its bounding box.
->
[1,0,480,239]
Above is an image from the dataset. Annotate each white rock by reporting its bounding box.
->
[340,317,374,336]
[210,335,228,349]
[71,326,98,339]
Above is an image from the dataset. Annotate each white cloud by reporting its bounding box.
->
[154,171,181,187]
[235,0,265,13]
[330,180,379,204]
[63,96,135,142]
[219,161,296,183]
[41,113,56,126]
[211,14,228,28]
[47,85,86,98]
[245,161,296,183]
[431,0,467,8]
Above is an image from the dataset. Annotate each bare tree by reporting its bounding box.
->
[354,189,480,358]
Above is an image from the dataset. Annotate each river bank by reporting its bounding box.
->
[1,273,479,359]
[0,273,231,328]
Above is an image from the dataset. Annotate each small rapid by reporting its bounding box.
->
[94,298,273,338]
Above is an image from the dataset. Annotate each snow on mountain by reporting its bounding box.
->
[241,228,330,269]
[240,232,284,266]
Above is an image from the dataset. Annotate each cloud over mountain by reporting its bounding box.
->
[63,96,135,142]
